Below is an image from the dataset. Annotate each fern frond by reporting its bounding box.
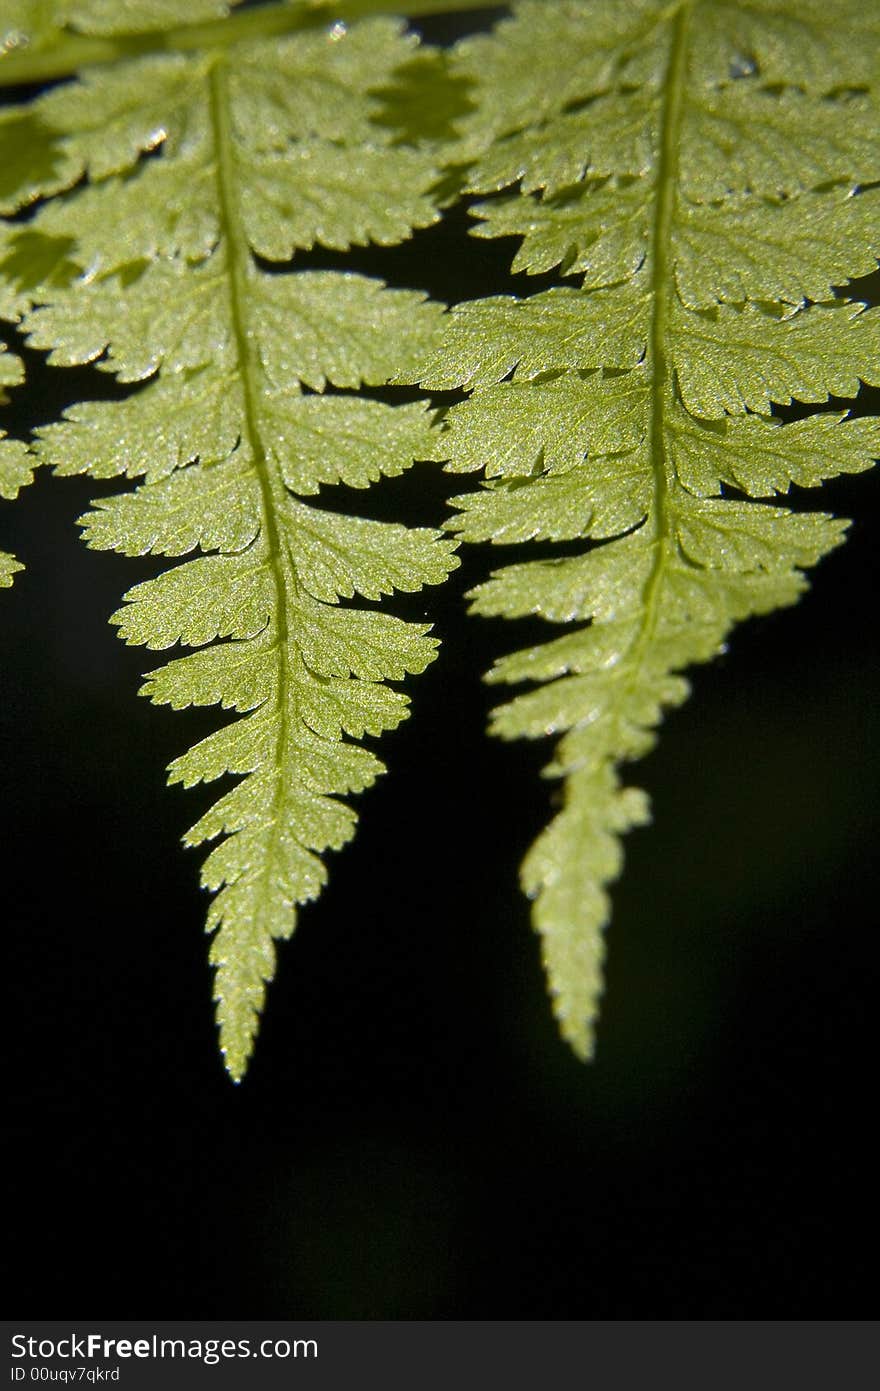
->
[3,11,459,1078]
[415,0,880,1058]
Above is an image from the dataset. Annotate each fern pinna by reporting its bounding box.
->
[0,4,458,1080]
[412,0,880,1059]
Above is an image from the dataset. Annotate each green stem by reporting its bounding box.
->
[0,0,502,89]
[207,54,296,878]
[632,0,691,663]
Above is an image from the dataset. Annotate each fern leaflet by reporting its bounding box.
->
[411,0,880,1058]
[0,10,458,1079]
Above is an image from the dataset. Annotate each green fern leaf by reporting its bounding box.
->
[414,0,880,1058]
[3,11,459,1079]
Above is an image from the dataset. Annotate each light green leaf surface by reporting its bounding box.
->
[5,11,458,1080]
[422,0,880,1060]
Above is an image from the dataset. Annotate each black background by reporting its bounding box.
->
[4,4,879,1319]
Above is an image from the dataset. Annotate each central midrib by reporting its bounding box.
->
[207,56,296,918]
[628,0,691,675]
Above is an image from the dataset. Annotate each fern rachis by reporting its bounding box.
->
[411,0,880,1057]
